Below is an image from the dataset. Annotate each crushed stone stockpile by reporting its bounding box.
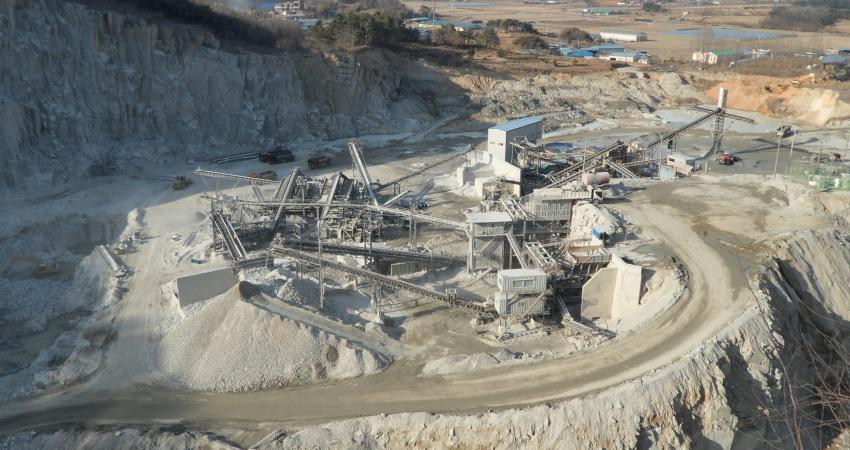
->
[707,77,850,127]
[478,72,706,127]
[157,282,390,392]
[421,349,553,376]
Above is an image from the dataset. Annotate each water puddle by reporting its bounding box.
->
[0,309,86,376]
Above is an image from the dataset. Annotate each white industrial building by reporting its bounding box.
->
[599,29,647,42]
[604,51,652,64]
[487,117,543,163]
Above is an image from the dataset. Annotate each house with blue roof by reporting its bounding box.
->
[821,55,848,66]
[580,43,626,56]
[565,50,593,58]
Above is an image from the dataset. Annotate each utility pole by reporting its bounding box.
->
[773,128,783,177]
[788,131,797,169]
[317,207,325,310]
[845,133,849,161]
[431,0,435,43]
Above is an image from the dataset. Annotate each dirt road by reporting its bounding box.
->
[0,178,756,436]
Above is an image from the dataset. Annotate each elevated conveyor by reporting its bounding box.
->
[273,246,494,315]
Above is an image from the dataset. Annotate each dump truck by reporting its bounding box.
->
[307,155,332,170]
[716,152,740,166]
[258,145,294,164]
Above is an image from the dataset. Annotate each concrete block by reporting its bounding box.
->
[174,268,239,307]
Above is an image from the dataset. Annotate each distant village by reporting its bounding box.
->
[251,0,848,78]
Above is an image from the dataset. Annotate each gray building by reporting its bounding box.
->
[465,211,512,271]
[487,117,543,163]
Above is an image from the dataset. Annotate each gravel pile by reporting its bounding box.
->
[157,281,389,392]
[479,72,705,127]
[421,349,553,376]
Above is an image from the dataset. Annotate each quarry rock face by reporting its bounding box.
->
[0,0,445,189]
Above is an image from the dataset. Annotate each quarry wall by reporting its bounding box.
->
[0,0,454,189]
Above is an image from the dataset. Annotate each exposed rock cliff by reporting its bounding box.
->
[0,0,458,189]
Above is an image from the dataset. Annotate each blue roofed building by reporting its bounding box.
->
[821,55,848,65]
[565,50,594,58]
[580,43,627,56]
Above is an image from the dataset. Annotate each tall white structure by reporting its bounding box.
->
[487,117,543,163]
[599,30,647,42]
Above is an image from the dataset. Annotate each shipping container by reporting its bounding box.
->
[497,268,546,294]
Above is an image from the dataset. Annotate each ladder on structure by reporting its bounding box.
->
[505,233,527,269]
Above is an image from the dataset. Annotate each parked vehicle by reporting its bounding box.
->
[171,175,193,190]
[716,152,740,166]
[258,145,294,164]
[307,155,332,170]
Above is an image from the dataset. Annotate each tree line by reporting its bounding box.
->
[116,0,305,48]
[762,0,850,31]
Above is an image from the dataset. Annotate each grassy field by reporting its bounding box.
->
[403,0,850,61]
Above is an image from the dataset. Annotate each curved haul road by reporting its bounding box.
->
[0,188,750,435]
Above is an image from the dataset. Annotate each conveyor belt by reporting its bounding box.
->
[211,212,247,261]
[273,246,495,315]
[556,296,594,335]
[274,168,301,201]
[545,141,624,188]
[282,242,463,266]
[547,160,602,188]
[251,185,266,202]
[606,159,640,179]
[374,148,472,193]
[240,199,469,230]
[194,168,278,185]
[210,152,256,164]
[645,108,721,150]
[96,245,126,278]
[348,140,379,205]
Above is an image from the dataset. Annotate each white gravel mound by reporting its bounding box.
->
[421,349,552,376]
[157,282,390,392]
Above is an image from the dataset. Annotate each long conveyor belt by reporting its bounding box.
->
[280,242,464,266]
[273,246,494,315]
